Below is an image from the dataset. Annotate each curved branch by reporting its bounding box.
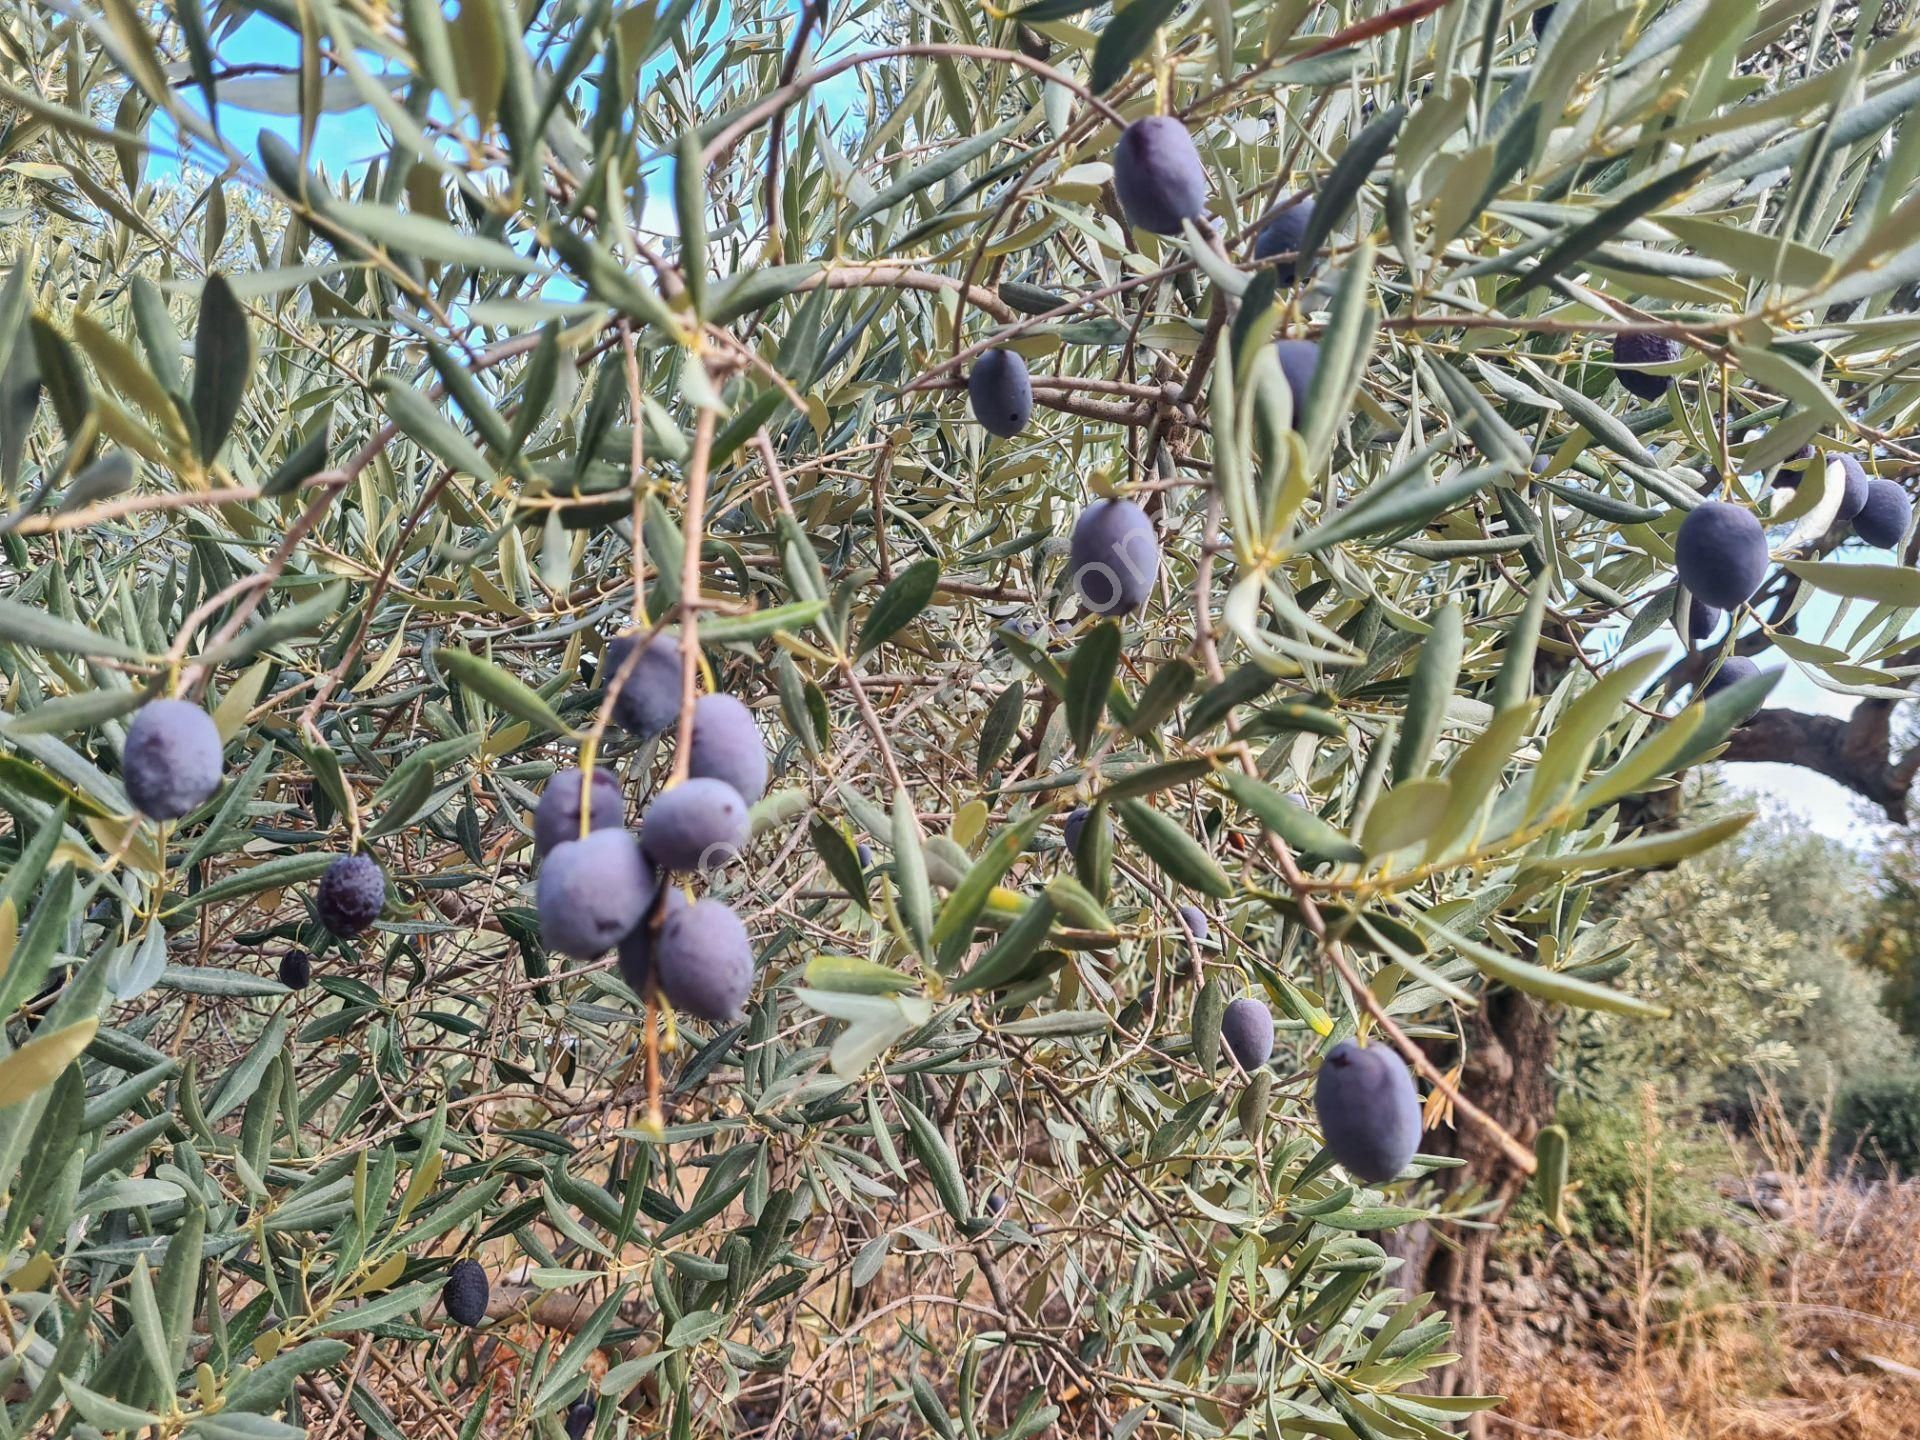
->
[805,264,1016,323]
[702,44,1127,169]
[1721,702,1920,822]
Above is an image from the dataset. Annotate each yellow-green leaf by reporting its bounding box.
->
[0,1018,99,1108]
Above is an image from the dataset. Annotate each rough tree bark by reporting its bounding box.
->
[1721,698,1920,821]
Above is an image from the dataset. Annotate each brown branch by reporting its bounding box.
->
[759,0,828,267]
[1721,704,1920,823]
[701,44,1127,169]
[804,264,1016,323]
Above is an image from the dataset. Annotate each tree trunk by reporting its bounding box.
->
[1382,988,1559,1434]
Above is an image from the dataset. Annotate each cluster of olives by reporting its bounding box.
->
[532,628,766,1026]
[1224,984,1423,1180]
[122,699,390,950]
[964,114,1328,621]
[1222,988,1424,1182]
[1769,450,1913,550]
[1671,449,1912,697]
[975,111,1430,1185]
[1616,337,1910,596]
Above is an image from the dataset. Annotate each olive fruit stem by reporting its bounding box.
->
[644,994,664,1134]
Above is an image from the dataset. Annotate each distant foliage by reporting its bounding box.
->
[1574,810,1916,1111]
[1506,1093,1727,1250]
[1834,1071,1920,1175]
[0,0,1916,1434]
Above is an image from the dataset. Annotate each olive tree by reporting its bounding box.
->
[0,0,1917,1434]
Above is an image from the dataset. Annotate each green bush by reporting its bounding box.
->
[1511,1097,1726,1251]
[1568,806,1917,1118]
[1834,1072,1920,1176]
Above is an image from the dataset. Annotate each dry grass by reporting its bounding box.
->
[1484,1091,1920,1440]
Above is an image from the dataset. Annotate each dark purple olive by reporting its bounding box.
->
[533,767,624,858]
[601,630,683,737]
[640,777,750,872]
[1176,905,1209,942]
[537,830,655,959]
[1068,500,1160,614]
[442,1259,489,1327]
[1685,601,1723,643]
[1221,997,1274,1071]
[1113,116,1208,236]
[1274,339,1319,428]
[1674,501,1767,611]
[615,888,686,1000]
[1062,805,1090,853]
[1313,1039,1422,1183]
[317,855,386,937]
[968,349,1032,439]
[1252,195,1315,283]
[1855,478,1912,549]
[122,699,223,820]
[687,693,768,805]
[1835,455,1872,525]
[1698,654,1760,700]
[1612,333,1681,401]
[656,896,755,1022]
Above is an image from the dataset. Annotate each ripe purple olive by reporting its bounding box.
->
[856,841,874,868]
[1685,601,1723,644]
[1698,654,1760,700]
[122,699,224,820]
[278,950,312,990]
[533,767,624,858]
[1855,478,1912,549]
[687,694,768,805]
[656,896,755,1022]
[1062,805,1091,853]
[317,855,385,937]
[640,777,750,872]
[1674,501,1768,611]
[1221,997,1275,1071]
[1176,905,1209,942]
[1274,339,1319,428]
[1068,499,1160,614]
[1113,116,1208,236]
[615,888,686,1000]
[1531,3,1554,37]
[968,349,1032,439]
[1314,1039,1423,1182]
[1252,196,1315,283]
[1835,455,1872,526]
[601,629,683,738]
[442,1259,489,1328]
[1774,441,1816,488]
[565,1398,596,1440]
[1613,333,1681,401]
[537,829,656,959]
